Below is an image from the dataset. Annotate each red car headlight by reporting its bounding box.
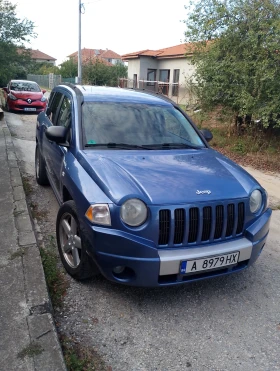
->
[8,93,17,101]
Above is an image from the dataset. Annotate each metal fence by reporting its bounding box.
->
[27,74,76,89]
[118,78,180,103]
[61,77,75,84]
[118,78,198,107]
[27,73,62,89]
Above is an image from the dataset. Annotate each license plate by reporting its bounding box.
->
[180,251,240,274]
[24,108,36,111]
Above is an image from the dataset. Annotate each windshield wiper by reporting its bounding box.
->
[85,142,152,150]
[144,143,201,150]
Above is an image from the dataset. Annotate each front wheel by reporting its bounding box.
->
[56,200,99,280]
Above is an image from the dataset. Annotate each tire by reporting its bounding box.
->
[35,145,49,185]
[56,200,99,280]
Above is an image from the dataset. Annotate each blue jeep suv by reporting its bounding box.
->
[35,84,272,286]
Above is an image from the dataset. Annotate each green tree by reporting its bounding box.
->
[0,0,36,85]
[59,59,78,78]
[83,59,127,86]
[184,0,280,127]
[28,61,60,75]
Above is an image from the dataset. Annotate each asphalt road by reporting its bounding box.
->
[5,111,280,371]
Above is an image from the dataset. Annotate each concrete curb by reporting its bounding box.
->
[1,118,67,371]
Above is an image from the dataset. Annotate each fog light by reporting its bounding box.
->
[113,266,125,274]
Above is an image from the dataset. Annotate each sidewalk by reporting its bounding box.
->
[0,119,66,371]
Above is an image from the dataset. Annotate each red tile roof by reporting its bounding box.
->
[68,48,122,63]
[122,43,195,60]
[29,49,56,61]
[100,49,122,59]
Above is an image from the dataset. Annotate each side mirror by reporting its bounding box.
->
[200,129,213,142]
[45,126,69,146]
[42,89,46,94]
[2,87,8,93]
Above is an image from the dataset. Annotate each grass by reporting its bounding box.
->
[17,342,44,359]
[30,201,48,221]
[60,335,110,371]
[189,110,280,173]
[22,176,33,196]
[39,235,109,370]
[40,235,68,308]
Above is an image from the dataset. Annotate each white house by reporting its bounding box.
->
[121,43,196,105]
[29,49,56,65]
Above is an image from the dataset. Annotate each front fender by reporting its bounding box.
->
[61,151,112,217]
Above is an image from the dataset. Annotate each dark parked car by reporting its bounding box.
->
[35,84,272,287]
[3,80,47,112]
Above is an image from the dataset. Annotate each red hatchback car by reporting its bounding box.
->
[3,80,47,113]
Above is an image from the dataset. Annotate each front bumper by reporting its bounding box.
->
[9,99,46,112]
[86,208,272,287]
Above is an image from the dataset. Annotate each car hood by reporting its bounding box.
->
[80,149,259,205]
[10,90,43,99]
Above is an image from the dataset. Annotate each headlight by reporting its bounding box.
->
[85,204,111,225]
[8,93,17,100]
[250,190,262,213]
[120,198,147,226]
[41,96,47,102]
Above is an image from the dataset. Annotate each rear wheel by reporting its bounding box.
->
[56,200,99,280]
[35,145,49,185]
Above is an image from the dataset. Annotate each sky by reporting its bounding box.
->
[10,0,189,65]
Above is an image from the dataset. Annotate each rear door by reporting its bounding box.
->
[42,91,63,193]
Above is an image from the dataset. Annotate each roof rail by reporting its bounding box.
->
[123,87,176,105]
[58,82,83,98]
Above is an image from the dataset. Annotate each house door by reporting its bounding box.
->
[159,69,170,95]
[133,74,137,89]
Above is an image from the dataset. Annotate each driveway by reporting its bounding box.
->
[4,111,280,371]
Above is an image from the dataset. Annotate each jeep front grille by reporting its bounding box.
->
[158,202,245,246]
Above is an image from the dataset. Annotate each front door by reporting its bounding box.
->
[48,95,72,199]
[42,92,72,201]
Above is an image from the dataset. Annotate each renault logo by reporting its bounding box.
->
[27,98,32,104]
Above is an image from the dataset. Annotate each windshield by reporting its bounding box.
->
[82,102,205,148]
[10,81,41,92]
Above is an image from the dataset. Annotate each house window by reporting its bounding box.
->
[147,69,157,86]
[159,69,170,95]
[172,69,180,96]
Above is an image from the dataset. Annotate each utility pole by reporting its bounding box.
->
[78,0,82,84]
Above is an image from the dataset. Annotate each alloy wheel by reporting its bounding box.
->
[59,212,82,268]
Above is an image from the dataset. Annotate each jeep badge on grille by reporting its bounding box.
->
[196,190,211,195]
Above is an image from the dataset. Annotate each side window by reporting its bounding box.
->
[48,92,63,124]
[47,91,55,108]
[56,96,72,128]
